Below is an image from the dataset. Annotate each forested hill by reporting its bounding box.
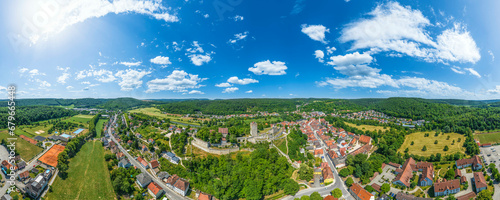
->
[0,98,161,110]
[0,106,76,129]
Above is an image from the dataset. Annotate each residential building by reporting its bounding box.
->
[359,135,371,144]
[173,178,190,196]
[18,171,29,181]
[136,173,152,188]
[150,160,160,169]
[16,161,26,170]
[393,158,415,187]
[137,157,149,169]
[434,179,460,197]
[157,171,170,182]
[456,155,482,170]
[349,183,374,200]
[147,182,164,199]
[394,192,432,200]
[118,159,132,168]
[1,195,12,200]
[166,174,180,189]
[473,172,487,193]
[322,166,334,183]
[26,169,52,199]
[418,166,434,186]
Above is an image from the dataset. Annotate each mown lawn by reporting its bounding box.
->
[474,132,500,144]
[21,124,54,138]
[0,130,43,161]
[344,122,390,132]
[96,119,108,138]
[398,131,465,156]
[46,141,116,200]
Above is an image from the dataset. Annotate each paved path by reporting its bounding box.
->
[110,114,190,200]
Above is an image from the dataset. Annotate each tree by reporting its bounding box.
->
[300,196,310,200]
[298,164,313,181]
[446,194,455,200]
[381,183,390,194]
[331,188,342,198]
[310,192,322,200]
[422,145,427,151]
[444,168,455,180]
[411,141,414,145]
[339,168,352,177]
[476,190,493,200]
[434,140,438,144]
[444,146,449,151]
[345,177,354,187]
[284,179,300,195]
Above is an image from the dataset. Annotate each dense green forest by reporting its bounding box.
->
[0,106,76,129]
[0,98,162,110]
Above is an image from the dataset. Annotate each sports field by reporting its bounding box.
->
[38,144,65,167]
[0,130,43,161]
[474,131,500,144]
[344,122,390,132]
[398,131,465,156]
[46,141,116,200]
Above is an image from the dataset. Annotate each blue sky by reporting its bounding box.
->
[1,0,500,99]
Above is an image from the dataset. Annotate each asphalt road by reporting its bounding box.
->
[109,114,190,200]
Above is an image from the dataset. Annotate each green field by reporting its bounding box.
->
[63,114,94,125]
[345,122,390,132]
[96,119,108,138]
[129,107,201,126]
[474,131,500,144]
[21,124,54,138]
[398,132,466,156]
[46,141,116,200]
[0,130,43,161]
[274,138,287,154]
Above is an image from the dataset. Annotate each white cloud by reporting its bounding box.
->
[222,87,239,93]
[56,66,70,72]
[339,2,480,64]
[228,31,249,44]
[301,24,329,44]
[186,41,212,66]
[150,56,172,66]
[234,15,244,21]
[188,90,204,94]
[115,69,151,91]
[249,60,287,75]
[188,54,212,66]
[245,90,253,93]
[450,66,465,74]
[57,73,71,84]
[203,14,209,18]
[26,0,178,44]
[215,82,232,87]
[146,70,207,93]
[39,80,51,88]
[326,46,336,55]
[488,50,495,62]
[487,86,500,94]
[327,52,373,66]
[19,68,28,73]
[464,68,481,78]
[66,86,74,90]
[314,50,325,63]
[81,81,91,85]
[76,69,116,82]
[227,76,258,85]
[120,61,142,67]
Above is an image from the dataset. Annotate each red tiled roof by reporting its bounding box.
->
[314,149,324,155]
[434,179,460,193]
[456,155,482,168]
[359,135,371,144]
[350,183,374,200]
[474,172,487,189]
[371,183,381,192]
[150,160,160,169]
[174,178,189,191]
[19,171,29,178]
[323,195,338,200]
[198,193,212,200]
[147,182,162,195]
[393,158,416,187]
[457,192,476,200]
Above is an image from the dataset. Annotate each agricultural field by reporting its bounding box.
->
[46,141,116,200]
[344,122,390,132]
[398,131,466,156]
[474,131,500,144]
[0,130,43,161]
[95,119,108,138]
[129,107,202,126]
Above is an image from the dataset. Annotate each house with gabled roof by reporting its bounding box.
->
[349,183,374,200]
[136,173,152,188]
[392,158,415,187]
[473,172,487,193]
[456,155,482,170]
[147,182,164,199]
[173,178,190,196]
[137,157,149,169]
[434,179,460,197]
[419,166,434,186]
